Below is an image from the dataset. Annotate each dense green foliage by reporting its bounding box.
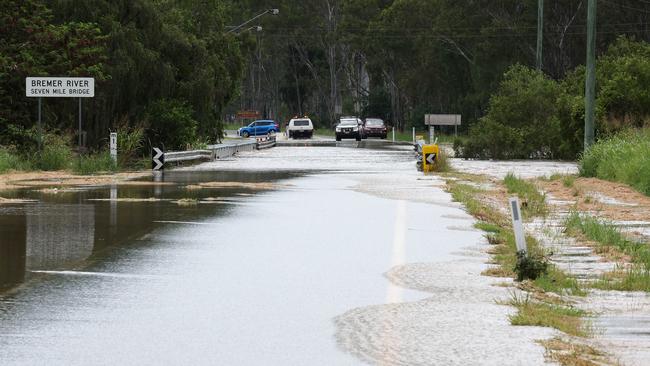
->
[229,0,650,133]
[457,37,650,159]
[580,129,650,195]
[4,1,650,162]
[1,0,243,155]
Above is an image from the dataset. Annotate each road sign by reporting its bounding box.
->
[424,114,461,126]
[26,77,95,98]
[236,110,260,119]
[509,197,527,253]
[152,147,164,170]
[110,133,117,163]
[421,144,439,172]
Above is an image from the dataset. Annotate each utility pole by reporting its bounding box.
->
[584,0,597,149]
[536,0,544,70]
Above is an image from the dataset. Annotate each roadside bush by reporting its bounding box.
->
[514,250,549,281]
[31,133,73,171]
[458,65,569,159]
[579,129,650,195]
[146,99,198,151]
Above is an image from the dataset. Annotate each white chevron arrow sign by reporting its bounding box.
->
[425,153,437,165]
[152,147,164,170]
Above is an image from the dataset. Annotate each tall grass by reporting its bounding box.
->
[73,152,117,175]
[0,148,31,173]
[580,129,650,195]
[30,134,72,171]
[503,173,548,218]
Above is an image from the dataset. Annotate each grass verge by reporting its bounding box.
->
[446,177,589,343]
[504,172,548,218]
[564,212,650,291]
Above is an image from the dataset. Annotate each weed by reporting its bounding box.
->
[515,250,549,281]
[562,175,576,188]
[503,172,548,218]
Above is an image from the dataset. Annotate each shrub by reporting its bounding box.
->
[146,99,198,151]
[459,65,570,159]
[514,250,549,281]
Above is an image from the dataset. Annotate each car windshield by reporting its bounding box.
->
[293,120,310,126]
[365,119,384,126]
[339,119,358,126]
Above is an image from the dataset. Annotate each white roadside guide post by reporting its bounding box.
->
[509,197,528,254]
[25,77,95,153]
[392,126,395,142]
[109,132,117,163]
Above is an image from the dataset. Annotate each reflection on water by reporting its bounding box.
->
[0,170,297,290]
[26,204,95,269]
[0,210,26,289]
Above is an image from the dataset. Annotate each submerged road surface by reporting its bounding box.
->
[0,144,555,365]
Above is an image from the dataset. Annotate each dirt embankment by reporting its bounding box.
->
[0,170,151,192]
[538,177,650,223]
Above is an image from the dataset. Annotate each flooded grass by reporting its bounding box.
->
[503,173,548,218]
[538,337,616,366]
[591,267,650,292]
[564,212,650,291]
[507,292,589,337]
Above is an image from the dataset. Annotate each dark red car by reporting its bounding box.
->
[362,118,388,139]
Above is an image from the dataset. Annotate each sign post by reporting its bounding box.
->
[109,132,117,163]
[509,197,527,253]
[37,98,42,150]
[25,77,95,153]
[425,114,462,139]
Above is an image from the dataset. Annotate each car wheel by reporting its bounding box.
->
[241,131,249,138]
[356,136,361,141]
[288,131,293,138]
[336,136,341,142]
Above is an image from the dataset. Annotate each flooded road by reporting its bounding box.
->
[0,145,554,365]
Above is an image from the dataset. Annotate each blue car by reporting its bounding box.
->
[238,120,279,137]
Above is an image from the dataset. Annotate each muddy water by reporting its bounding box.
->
[1,146,553,365]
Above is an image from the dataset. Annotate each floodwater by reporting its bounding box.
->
[0,145,555,365]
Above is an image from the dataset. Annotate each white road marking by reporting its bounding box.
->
[386,200,407,304]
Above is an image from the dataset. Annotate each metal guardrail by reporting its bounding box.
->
[152,140,259,170]
[256,135,276,150]
[164,150,213,163]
